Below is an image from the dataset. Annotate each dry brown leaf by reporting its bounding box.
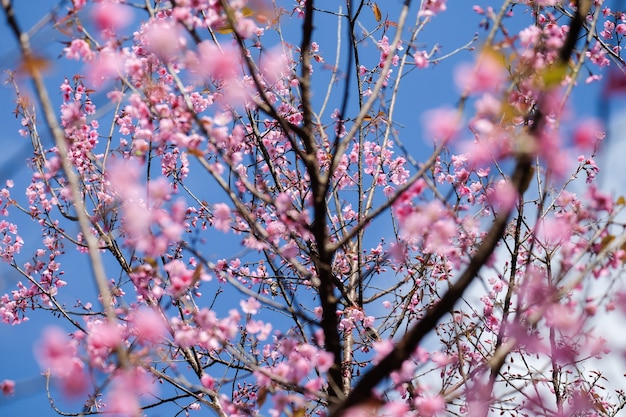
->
[372,2,382,22]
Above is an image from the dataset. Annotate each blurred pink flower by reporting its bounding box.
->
[35,327,78,375]
[63,39,94,61]
[86,47,125,87]
[0,379,15,396]
[372,339,394,364]
[414,50,429,68]
[106,367,155,416]
[212,203,231,232]
[261,48,291,85]
[129,308,167,345]
[201,373,215,390]
[91,2,133,31]
[415,395,446,417]
[35,326,89,397]
[419,0,447,17]
[191,41,241,82]
[455,52,506,94]
[58,361,90,398]
[486,180,517,213]
[422,107,461,144]
[535,217,571,247]
[143,18,184,61]
[165,260,194,297]
[240,297,261,315]
[573,118,604,150]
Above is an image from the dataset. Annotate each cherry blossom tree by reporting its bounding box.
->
[1,0,626,416]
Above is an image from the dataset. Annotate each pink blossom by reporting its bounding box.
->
[414,50,429,68]
[424,218,456,254]
[573,118,604,150]
[0,379,15,396]
[85,319,124,371]
[466,383,492,417]
[380,401,409,416]
[518,266,552,313]
[419,0,447,17]
[35,327,89,397]
[107,157,142,200]
[201,373,215,390]
[587,185,613,212]
[240,297,261,314]
[91,2,133,31]
[314,350,334,373]
[585,74,602,84]
[545,303,582,334]
[57,361,90,398]
[455,52,506,94]
[246,320,272,340]
[519,25,542,48]
[391,359,416,384]
[585,335,609,357]
[422,107,461,144]
[535,217,571,247]
[486,180,517,213]
[189,41,241,82]
[536,0,559,5]
[372,339,394,364]
[35,327,78,375]
[415,395,446,417]
[165,260,195,297]
[236,18,258,39]
[261,48,291,85]
[88,320,122,350]
[63,39,94,61]
[431,351,452,366]
[143,18,184,61]
[304,377,323,395]
[106,158,186,256]
[129,308,167,345]
[212,203,231,232]
[106,367,155,416]
[400,200,453,247]
[343,400,385,417]
[86,47,124,87]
